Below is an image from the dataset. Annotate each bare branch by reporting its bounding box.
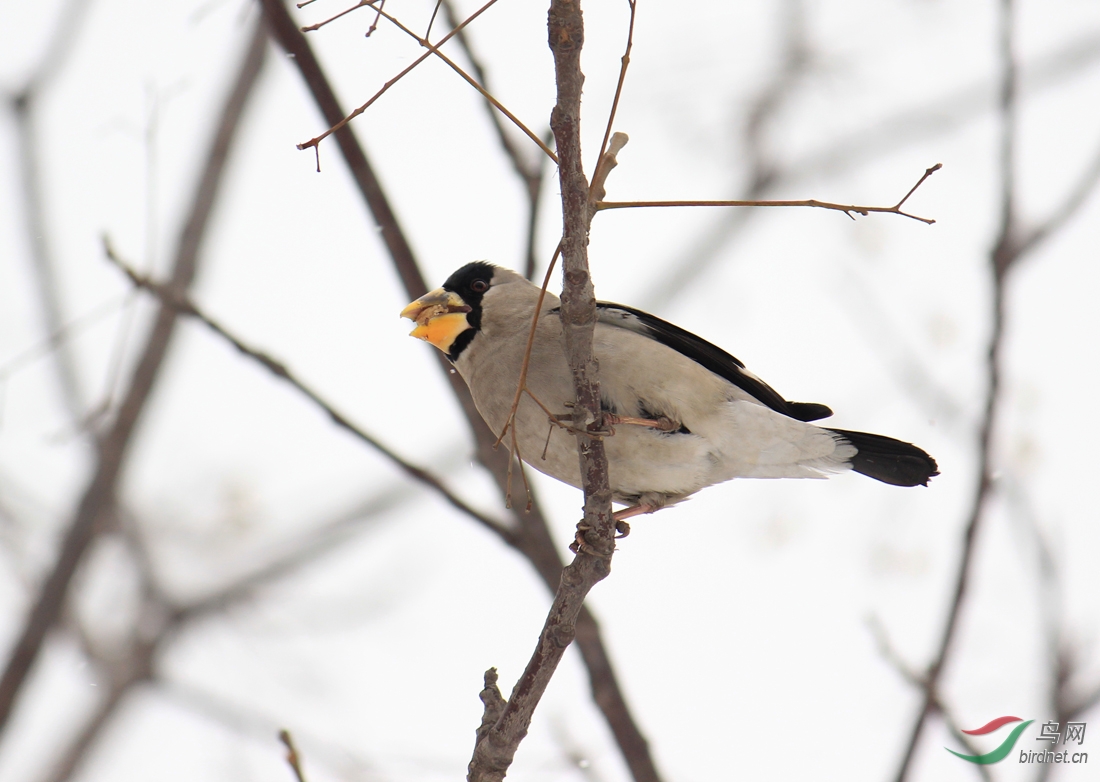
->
[637,0,810,309]
[641,19,1100,312]
[549,0,615,558]
[104,246,513,542]
[307,0,557,164]
[0,20,269,738]
[439,0,550,278]
[298,0,371,32]
[294,0,503,158]
[369,3,556,163]
[592,0,636,187]
[596,163,941,224]
[468,1,627,779]
[440,0,546,181]
[279,729,311,782]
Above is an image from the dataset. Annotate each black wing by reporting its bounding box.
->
[592,302,833,422]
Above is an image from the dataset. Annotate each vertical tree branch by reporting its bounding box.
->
[0,19,269,738]
[547,0,614,558]
[466,2,624,778]
[259,3,659,780]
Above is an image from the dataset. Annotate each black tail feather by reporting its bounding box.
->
[829,428,939,487]
[787,401,833,422]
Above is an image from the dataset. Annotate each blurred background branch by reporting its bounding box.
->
[0,16,269,737]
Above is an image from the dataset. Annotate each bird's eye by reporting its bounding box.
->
[470,279,489,293]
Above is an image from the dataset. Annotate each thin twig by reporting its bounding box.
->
[492,243,562,450]
[295,0,502,157]
[592,0,636,194]
[642,24,1100,310]
[439,0,549,278]
[596,163,941,224]
[160,679,378,774]
[491,123,624,459]
[351,1,557,163]
[299,0,371,32]
[424,0,444,39]
[637,0,809,309]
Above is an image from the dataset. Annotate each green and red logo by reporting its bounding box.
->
[946,716,1033,764]
[946,716,1089,765]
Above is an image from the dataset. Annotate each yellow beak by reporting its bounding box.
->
[400,288,473,354]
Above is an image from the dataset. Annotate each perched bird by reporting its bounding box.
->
[401,262,938,521]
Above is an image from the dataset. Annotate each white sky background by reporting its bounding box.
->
[1,0,1099,780]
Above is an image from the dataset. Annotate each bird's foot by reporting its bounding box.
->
[568,501,663,552]
[568,518,629,557]
[569,521,602,557]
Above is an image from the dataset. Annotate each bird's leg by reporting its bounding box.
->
[534,395,614,438]
[568,505,651,554]
[565,402,676,435]
[604,413,680,432]
[612,503,657,522]
[527,392,581,432]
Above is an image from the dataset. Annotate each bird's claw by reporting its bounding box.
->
[569,521,614,557]
[567,518,631,556]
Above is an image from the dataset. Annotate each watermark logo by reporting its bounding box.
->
[945,716,1088,766]
[946,716,1033,765]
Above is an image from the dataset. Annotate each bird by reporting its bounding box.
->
[401,261,938,524]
